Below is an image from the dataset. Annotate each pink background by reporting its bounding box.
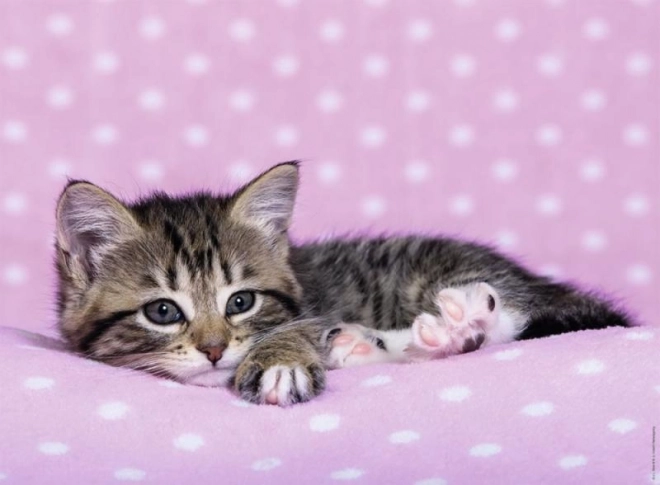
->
[1,0,658,334]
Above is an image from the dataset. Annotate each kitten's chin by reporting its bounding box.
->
[184,369,233,388]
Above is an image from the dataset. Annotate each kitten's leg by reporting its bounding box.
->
[323,323,412,369]
[407,282,500,360]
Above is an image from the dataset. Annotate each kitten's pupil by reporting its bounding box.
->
[235,296,245,309]
[158,304,169,316]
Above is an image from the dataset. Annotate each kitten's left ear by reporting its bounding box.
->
[230,161,299,239]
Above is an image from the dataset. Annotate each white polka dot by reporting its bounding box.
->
[114,468,146,481]
[623,194,649,216]
[406,90,431,112]
[187,0,208,4]
[608,418,638,434]
[626,52,652,76]
[575,359,605,375]
[47,13,74,36]
[438,385,471,402]
[39,442,69,455]
[317,89,343,113]
[581,89,606,111]
[230,399,254,407]
[581,231,607,252]
[173,433,204,451]
[496,230,518,249]
[360,125,386,148]
[654,385,660,394]
[495,18,520,41]
[630,0,653,5]
[24,376,54,390]
[522,401,554,417]
[0,472,6,480]
[159,380,183,388]
[389,430,420,444]
[493,89,519,112]
[47,85,74,109]
[493,348,522,360]
[559,455,587,469]
[274,125,299,147]
[537,54,563,76]
[361,195,387,218]
[251,458,282,471]
[93,51,119,74]
[229,90,255,112]
[273,55,299,77]
[405,161,429,183]
[408,19,432,42]
[318,163,341,184]
[626,264,652,285]
[3,192,27,215]
[3,120,27,143]
[184,125,209,147]
[415,480,447,485]
[320,19,344,42]
[536,194,562,216]
[98,401,129,420]
[364,0,388,7]
[536,124,562,146]
[4,263,28,285]
[331,468,364,480]
[310,414,341,432]
[448,124,474,147]
[623,123,648,146]
[2,46,28,70]
[450,54,476,77]
[580,159,605,182]
[49,158,72,178]
[92,124,118,145]
[625,330,654,341]
[449,195,474,216]
[138,89,165,111]
[277,0,298,7]
[363,54,389,77]
[138,161,164,182]
[546,0,566,6]
[539,264,563,279]
[362,374,391,387]
[583,18,609,40]
[229,161,253,183]
[492,159,518,182]
[139,16,166,40]
[229,18,255,42]
[184,53,210,75]
[469,443,502,457]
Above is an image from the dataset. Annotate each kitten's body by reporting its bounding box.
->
[54,162,630,406]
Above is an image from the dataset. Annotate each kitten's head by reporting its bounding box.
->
[55,162,302,387]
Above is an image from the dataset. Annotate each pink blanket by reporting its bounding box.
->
[1,325,656,484]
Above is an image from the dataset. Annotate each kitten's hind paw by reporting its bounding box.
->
[408,282,499,359]
[323,323,392,369]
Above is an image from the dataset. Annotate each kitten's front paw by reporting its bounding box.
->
[408,282,499,359]
[234,357,325,406]
[323,323,392,369]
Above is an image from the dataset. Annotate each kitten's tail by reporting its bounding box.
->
[516,285,632,340]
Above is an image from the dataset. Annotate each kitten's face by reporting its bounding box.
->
[55,163,301,386]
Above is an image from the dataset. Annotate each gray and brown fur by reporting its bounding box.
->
[55,161,630,404]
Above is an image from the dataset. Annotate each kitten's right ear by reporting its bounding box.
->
[230,161,299,239]
[56,181,141,276]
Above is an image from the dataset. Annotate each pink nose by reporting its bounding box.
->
[198,345,226,365]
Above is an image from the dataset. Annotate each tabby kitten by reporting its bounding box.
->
[55,162,630,405]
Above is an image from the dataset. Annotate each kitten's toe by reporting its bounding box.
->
[234,360,325,406]
[410,313,451,353]
[324,324,389,369]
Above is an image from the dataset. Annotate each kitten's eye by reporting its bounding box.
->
[226,291,255,316]
[144,299,184,325]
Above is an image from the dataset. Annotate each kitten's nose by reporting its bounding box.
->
[198,345,226,365]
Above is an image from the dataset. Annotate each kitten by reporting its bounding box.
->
[55,162,630,406]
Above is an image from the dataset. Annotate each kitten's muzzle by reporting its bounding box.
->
[198,344,226,365]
